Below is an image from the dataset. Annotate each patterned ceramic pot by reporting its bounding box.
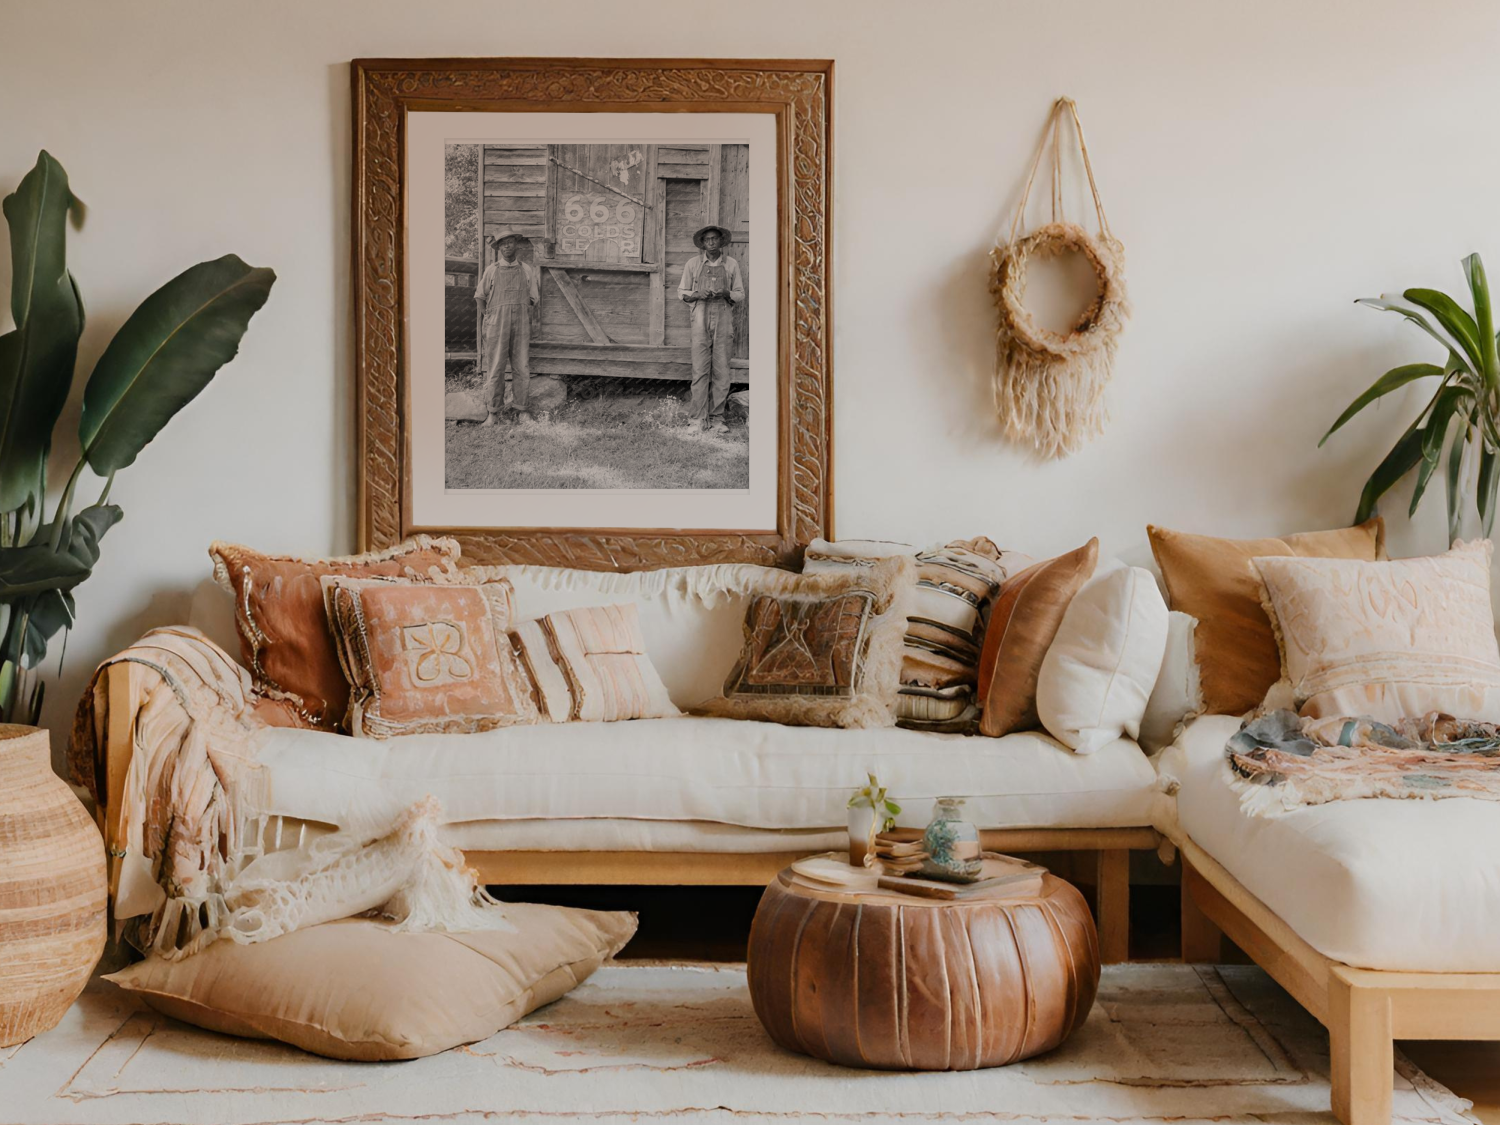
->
[922,796,983,882]
[0,725,106,1046]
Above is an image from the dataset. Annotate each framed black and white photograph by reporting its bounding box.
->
[441,140,753,490]
[353,59,834,570]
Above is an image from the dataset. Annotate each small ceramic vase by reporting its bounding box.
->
[921,797,983,882]
[847,805,878,867]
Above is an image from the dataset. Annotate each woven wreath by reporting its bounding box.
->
[991,100,1130,460]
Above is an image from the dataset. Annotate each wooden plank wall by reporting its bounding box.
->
[482,145,548,245]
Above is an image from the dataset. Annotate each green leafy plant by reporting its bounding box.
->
[0,151,274,724]
[1323,253,1500,544]
[847,771,901,832]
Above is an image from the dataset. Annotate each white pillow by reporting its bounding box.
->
[1138,611,1202,752]
[1036,565,1169,753]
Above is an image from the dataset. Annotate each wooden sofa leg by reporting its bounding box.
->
[1179,859,1223,963]
[1095,849,1129,964]
[1328,969,1393,1125]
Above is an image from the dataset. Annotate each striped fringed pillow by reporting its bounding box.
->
[803,538,1032,732]
[510,603,681,723]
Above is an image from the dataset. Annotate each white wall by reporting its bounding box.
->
[2,0,1496,749]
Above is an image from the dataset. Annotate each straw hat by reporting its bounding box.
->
[488,228,529,245]
[692,224,732,250]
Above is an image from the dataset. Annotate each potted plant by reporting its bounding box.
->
[0,151,274,723]
[846,772,901,866]
[1323,253,1500,544]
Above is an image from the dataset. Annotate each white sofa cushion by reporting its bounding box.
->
[225,717,1159,838]
[1158,714,1500,972]
[1035,564,1168,754]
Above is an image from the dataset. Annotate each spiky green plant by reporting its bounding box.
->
[1323,253,1500,544]
[0,151,274,723]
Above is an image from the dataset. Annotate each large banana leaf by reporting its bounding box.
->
[79,254,274,473]
[0,152,84,513]
[1320,362,1442,446]
[0,542,90,598]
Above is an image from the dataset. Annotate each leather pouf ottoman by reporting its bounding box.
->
[747,869,1099,1070]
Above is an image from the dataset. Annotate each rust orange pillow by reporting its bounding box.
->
[1147,518,1385,716]
[977,539,1098,738]
[323,575,540,738]
[210,537,461,730]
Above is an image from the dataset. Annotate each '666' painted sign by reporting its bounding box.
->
[557,192,642,260]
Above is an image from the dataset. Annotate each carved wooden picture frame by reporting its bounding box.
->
[351,58,833,570]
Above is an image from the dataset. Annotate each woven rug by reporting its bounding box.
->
[1,962,1475,1124]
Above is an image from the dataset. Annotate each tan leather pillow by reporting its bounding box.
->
[977,538,1099,738]
[210,537,461,730]
[1147,519,1385,716]
[104,904,637,1061]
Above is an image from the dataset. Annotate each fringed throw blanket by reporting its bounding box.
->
[1227,708,1500,816]
[70,627,512,960]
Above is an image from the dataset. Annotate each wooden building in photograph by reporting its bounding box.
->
[473,142,750,383]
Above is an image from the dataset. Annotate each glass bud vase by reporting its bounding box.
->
[921,797,983,883]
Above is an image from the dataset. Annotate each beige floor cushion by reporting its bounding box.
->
[105,903,637,1060]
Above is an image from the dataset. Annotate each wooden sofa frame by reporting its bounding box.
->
[1178,835,1500,1125]
[99,662,1157,964]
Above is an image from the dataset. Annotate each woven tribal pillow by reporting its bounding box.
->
[803,538,1028,732]
[699,555,916,729]
[322,574,540,738]
[510,603,680,723]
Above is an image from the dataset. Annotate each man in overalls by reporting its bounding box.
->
[475,229,540,425]
[677,224,744,435]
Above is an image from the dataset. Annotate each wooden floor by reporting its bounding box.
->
[501,881,1500,1116]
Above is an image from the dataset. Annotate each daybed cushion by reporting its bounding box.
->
[106,904,636,1060]
[222,717,1160,836]
[1159,714,1500,972]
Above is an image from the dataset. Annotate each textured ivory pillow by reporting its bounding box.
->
[105,905,637,1061]
[698,554,916,729]
[1137,610,1203,752]
[804,537,1032,732]
[323,575,540,737]
[1254,540,1500,722]
[977,538,1099,738]
[510,603,680,722]
[210,537,461,730]
[1035,565,1169,754]
[1147,519,1385,717]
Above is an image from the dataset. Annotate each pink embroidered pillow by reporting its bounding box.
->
[323,575,540,738]
[510,604,679,723]
[1254,540,1500,722]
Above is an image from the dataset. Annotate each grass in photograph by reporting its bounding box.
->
[445,391,749,490]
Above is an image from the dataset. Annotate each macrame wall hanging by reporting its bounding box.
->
[990,97,1129,460]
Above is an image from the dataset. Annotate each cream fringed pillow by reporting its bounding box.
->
[510,603,680,723]
[696,555,916,729]
[106,905,637,1061]
[1254,540,1500,722]
[323,574,540,737]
